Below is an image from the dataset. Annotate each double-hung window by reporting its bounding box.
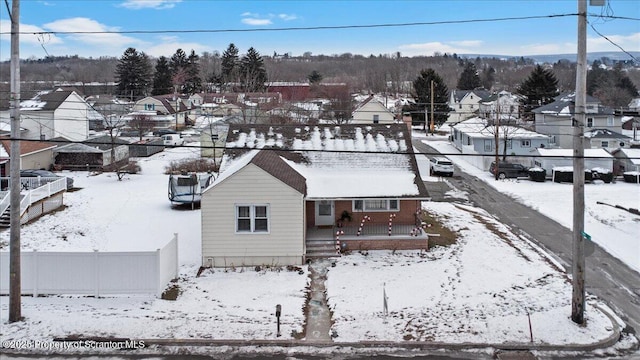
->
[353,199,399,212]
[236,205,269,233]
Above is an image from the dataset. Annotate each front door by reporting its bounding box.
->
[315,200,334,226]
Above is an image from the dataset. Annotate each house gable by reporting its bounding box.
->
[201,154,305,267]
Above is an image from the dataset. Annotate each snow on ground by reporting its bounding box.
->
[0,145,204,266]
[0,141,623,347]
[416,133,640,274]
[328,202,614,344]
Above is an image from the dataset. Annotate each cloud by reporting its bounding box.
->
[398,41,468,56]
[43,17,139,47]
[119,0,182,10]
[241,18,273,26]
[450,40,483,47]
[519,43,567,55]
[0,20,63,45]
[588,32,640,52]
[240,12,297,26]
[143,40,209,58]
[278,13,298,21]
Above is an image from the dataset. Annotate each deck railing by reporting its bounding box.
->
[0,177,67,217]
[19,178,67,215]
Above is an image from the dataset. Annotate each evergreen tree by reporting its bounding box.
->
[115,47,151,100]
[457,61,481,90]
[169,48,188,74]
[307,70,323,84]
[169,48,188,93]
[151,56,173,95]
[587,63,638,107]
[221,43,240,89]
[408,68,450,131]
[183,50,202,95]
[481,65,496,90]
[517,65,559,121]
[240,47,268,92]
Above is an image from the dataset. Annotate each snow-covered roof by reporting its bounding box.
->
[615,148,640,165]
[452,117,549,139]
[584,128,630,139]
[532,92,614,116]
[214,123,427,199]
[535,148,614,158]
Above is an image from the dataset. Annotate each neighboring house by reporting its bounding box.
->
[351,96,396,124]
[53,135,129,171]
[17,90,99,141]
[611,148,640,175]
[87,95,132,130]
[533,93,620,149]
[266,82,310,101]
[479,90,522,120]
[450,117,551,170]
[447,88,492,124]
[531,148,614,176]
[199,120,232,159]
[584,128,632,150]
[131,94,191,128]
[0,138,56,176]
[201,123,429,267]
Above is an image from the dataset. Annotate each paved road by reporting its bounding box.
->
[414,140,640,343]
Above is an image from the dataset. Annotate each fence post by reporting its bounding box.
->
[156,247,162,298]
[174,233,179,278]
[32,249,38,297]
[94,249,100,297]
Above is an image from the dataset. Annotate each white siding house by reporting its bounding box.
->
[18,90,97,141]
[351,96,395,124]
[450,117,550,170]
[533,93,621,149]
[447,89,492,124]
[201,124,429,267]
[201,150,306,267]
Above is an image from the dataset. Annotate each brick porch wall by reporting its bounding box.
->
[341,238,428,252]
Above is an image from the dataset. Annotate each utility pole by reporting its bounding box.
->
[430,80,435,134]
[572,0,587,325]
[494,102,500,180]
[9,0,22,323]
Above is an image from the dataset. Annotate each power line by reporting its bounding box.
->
[0,13,580,36]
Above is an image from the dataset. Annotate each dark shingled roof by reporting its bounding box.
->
[250,150,307,195]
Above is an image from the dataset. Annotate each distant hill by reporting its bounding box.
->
[460,51,639,64]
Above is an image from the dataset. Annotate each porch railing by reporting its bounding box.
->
[0,178,67,217]
[20,178,67,215]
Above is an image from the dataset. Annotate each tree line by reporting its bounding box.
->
[0,49,638,112]
[115,44,268,100]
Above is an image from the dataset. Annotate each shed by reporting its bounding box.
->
[54,135,129,170]
[532,148,614,177]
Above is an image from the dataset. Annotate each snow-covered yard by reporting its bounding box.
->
[0,142,628,349]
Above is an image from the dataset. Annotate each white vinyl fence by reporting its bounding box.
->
[0,234,179,298]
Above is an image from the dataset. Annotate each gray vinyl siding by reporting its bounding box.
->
[201,163,305,267]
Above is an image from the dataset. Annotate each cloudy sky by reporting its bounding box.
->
[0,0,638,60]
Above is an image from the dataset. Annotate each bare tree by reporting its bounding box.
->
[128,113,154,140]
[104,114,128,180]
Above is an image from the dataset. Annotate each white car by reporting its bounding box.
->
[429,157,454,177]
[162,134,184,146]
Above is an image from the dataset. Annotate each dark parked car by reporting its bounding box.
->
[153,129,177,137]
[489,162,529,179]
[19,169,74,190]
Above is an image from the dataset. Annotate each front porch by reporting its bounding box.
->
[305,223,429,259]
